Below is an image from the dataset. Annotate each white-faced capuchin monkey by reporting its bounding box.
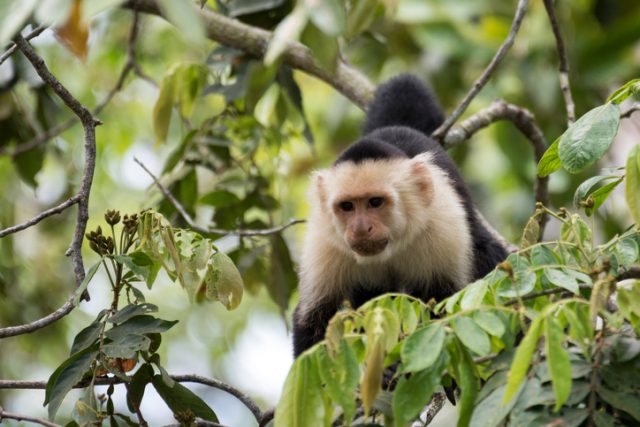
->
[292,74,508,357]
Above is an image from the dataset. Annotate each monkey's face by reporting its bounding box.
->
[332,194,392,256]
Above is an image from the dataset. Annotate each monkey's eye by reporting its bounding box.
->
[368,197,384,208]
[339,201,354,212]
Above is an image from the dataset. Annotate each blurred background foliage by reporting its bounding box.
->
[0,0,638,424]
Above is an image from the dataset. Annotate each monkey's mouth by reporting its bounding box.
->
[350,239,389,256]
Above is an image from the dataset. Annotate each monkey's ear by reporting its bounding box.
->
[409,156,434,201]
[312,171,328,205]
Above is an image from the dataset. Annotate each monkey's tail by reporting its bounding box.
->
[363,74,445,137]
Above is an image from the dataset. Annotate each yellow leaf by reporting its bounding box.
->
[55,0,89,59]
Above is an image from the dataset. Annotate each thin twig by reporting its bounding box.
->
[0,195,81,238]
[0,374,263,424]
[133,157,305,236]
[543,0,575,126]
[0,407,62,427]
[123,0,374,109]
[0,26,47,66]
[14,35,100,295]
[432,0,529,139]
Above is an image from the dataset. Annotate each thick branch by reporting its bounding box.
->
[14,35,100,292]
[0,408,62,427]
[444,99,549,210]
[543,0,575,126]
[432,0,529,139]
[0,195,80,238]
[412,392,446,427]
[0,374,263,424]
[134,157,305,236]
[123,0,374,109]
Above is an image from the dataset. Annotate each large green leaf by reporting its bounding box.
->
[401,323,446,372]
[537,138,562,177]
[558,103,620,173]
[452,316,491,356]
[105,315,177,341]
[151,375,218,422]
[202,251,244,310]
[544,317,572,411]
[268,234,297,312]
[302,0,345,36]
[45,345,99,420]
[597,387,640,421]
[108,303,159,325]
[156,0,206,44]
[451,339,479,427]
[316,342,358,423]
[274,353,324,427]
[626,145,640,225]
[545,268,579,294]
[392,353,446,427]
[504,315,543,403]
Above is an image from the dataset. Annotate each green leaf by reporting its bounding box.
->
[558,103,620,173]
[156,0,206,44]
[199,190,241,207]
[588,177,624,215]
[201,251,244,310]
[392,353,446,427]
[302,0,345,36]
[545,317,572,411]
[264,6,308,65]
[346,0,380,39]
[452,316,491,356]
[597,387,640,421]
[401,323,446,372]
[472,311,505,337]
[545,268,580,294]
[108,303,158,324]
[607,79,640,104]
[451,340,479,427]
[45,345,99,420]
[103,334,151,358]
[573,175,620,210]
[520,215,540,249]
[626,145,640,225]
[268,234,297,312]
[470,383,521,427]
[153,71,177,144]
[115,252,160,289]
[127,363,153,414]
[274,353,324,427]
[13,145,45,188]
[537,138,562,177]
[504,315,543,403]
[531,245,559,266]
[301,22,339,72]
[460,279,489,310]
[69,319,102,355]
[497,254,536,298]
[105,315,177,341]
[74,262,101,305]
[316,341,358,422]
[151,375,219,422]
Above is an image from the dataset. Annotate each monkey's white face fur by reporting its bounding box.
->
[297,152,473,317]
[312,154,434,264]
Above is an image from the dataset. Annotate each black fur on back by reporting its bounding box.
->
[363,74,445,136]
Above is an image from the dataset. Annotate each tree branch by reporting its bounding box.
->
[0,195,80,238]
[432,0,529,139]
[134,157,305,236]
[14,35,100,293]
[0,407,62,427]
[444,99,549,214]
[0,294,76,338]
[543,0,575,126]
[412,392,446,427]
[0,26,46,66]
[0,374,263,424]
[123,0,374,109]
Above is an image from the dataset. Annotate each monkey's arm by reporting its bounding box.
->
[292,297,341,357]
